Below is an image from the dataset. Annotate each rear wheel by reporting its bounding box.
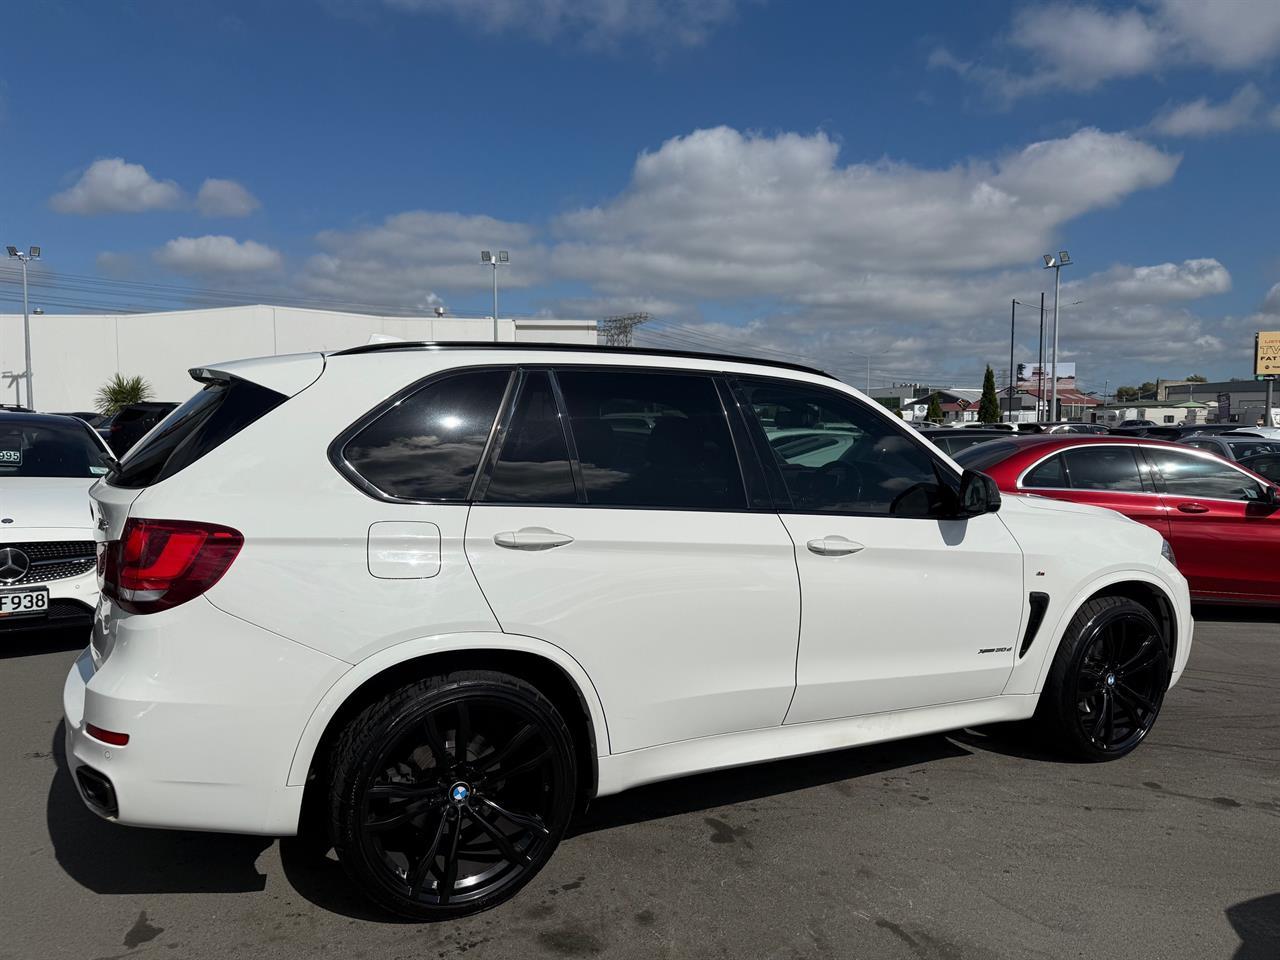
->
[328,670,576,919]
[1036,597,1170,761]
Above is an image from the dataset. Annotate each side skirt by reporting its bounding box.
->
[595,694,1038,798]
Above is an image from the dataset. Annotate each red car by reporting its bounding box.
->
[955,435,1280,605]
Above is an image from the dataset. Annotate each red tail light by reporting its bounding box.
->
[99,519,243,614]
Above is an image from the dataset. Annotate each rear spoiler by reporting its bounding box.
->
[187,352,326,398]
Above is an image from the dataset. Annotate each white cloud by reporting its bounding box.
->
[50,158,184,215]
[1075,258,1232,303]
[381,0,743,48]
[1150,84,1267,137]
[154,235,282,273]
[549,126,1177,297]
[939,0,1280,101]
[196,178,261,217]
[298,211,540,311]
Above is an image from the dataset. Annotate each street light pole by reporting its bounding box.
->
[1042,251,1072,421]
[6,245,40,409]
[480,250,510,342]
[1008,299,1016,423]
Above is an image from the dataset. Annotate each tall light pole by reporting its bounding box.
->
[480,249,509,342]
[1042,251,1072,421]
[6,245,40,409]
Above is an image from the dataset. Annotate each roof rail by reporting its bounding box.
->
[327,341,836,379]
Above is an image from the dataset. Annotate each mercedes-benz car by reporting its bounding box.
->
[0,412,114,632]
[64,344,1192,920]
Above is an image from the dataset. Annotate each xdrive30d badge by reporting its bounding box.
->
[64,343,1192,919]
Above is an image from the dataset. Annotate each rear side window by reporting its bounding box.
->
[341,369,509,501]
[109,378,287,488]
[557,370,746,510]
[484,372,576,504]
[1061,446,1145,492]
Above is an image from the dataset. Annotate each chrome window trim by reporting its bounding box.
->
[1015,442,1268,504]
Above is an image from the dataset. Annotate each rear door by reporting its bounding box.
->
[1140,447,1280,602]
[464,367,800,753]
[734,376,1025,725]
[1018,444,1169,537]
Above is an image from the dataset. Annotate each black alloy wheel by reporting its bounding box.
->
[1073,612,1167,754]
[329,671,576,919]
[1038,596,1171,761]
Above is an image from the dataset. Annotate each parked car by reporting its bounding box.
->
[101,401,178,456]
[962,421,1015,431]
[1238,453,1280,483]
[1180,435,1280,463]
[50,410,109,429]
[1038,422,1110,435]
[66,344,1191,919]
[1229,426,1280,440]
[1114,419,1157,430]
[0,412,114,633]
[957,435,1279,604]
[1136,424,1241,442]
[915,427,1011,456]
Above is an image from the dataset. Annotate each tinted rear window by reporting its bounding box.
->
[108,378,287,488]
[953,441,1018,470]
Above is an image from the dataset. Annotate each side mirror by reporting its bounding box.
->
[957,469,1002,517]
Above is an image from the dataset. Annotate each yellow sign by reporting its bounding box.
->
[1258,331,1280,376]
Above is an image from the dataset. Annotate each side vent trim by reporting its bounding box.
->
[1019,592,1051,658]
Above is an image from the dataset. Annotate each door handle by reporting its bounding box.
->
[806,536,865,557]
[494,527,575,550]
[1177,503,1210,514]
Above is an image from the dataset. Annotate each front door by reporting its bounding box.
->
[464,368,800,754]
[1141,446,1280,602]
[735,377,1025,725]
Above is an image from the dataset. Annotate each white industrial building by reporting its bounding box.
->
[0,305,598,411]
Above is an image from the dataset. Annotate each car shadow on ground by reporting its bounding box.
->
[1193,603,1280,625]
[1,626,89,660]
[46,721,272,895]
[278,733,974,922]
[1226,893,1280,959]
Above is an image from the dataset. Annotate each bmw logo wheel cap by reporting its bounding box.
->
[450,782,471,804]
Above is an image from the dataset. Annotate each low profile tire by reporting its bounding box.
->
[1036,596,1171,762]
[328,670,577,920]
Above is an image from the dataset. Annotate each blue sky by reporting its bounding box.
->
[2,0,1279,390]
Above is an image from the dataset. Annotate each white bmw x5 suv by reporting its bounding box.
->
[64,344,1192,919]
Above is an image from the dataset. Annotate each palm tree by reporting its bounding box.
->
[95,374,154,416]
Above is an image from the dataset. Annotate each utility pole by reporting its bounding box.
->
[1008,299,1016,423]
[1043,251,1072,422]
[1037,292,1045,421]
[5,245,40,409]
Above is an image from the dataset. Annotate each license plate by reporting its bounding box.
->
[0,588,49,617]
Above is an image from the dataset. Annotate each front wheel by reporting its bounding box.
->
[327,670,577,919]
[1036,596,1171,761]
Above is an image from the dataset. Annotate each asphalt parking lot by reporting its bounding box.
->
[2,608,1277,960]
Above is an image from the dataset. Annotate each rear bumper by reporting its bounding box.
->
[62,597,349,835]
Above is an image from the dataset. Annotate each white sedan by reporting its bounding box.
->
[0,412,112,632]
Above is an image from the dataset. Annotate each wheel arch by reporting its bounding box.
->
[1011,570,1183,696]
[289,633,610,820]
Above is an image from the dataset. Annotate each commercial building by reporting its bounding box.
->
[0,304,597,411]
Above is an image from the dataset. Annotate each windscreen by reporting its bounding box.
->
[108,377,287,488]
[0,419,113,478]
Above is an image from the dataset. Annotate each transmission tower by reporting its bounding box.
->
[600,312,649,346]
